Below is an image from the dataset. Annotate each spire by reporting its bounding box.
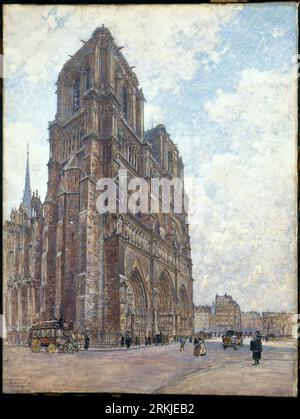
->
[22,143,32,215]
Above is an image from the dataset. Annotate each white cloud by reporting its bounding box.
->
[191,67,297,312]
[3,4,242,97]
[272,27,286,38]
[3,122,48,218]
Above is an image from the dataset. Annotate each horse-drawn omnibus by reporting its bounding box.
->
[222,330,244,350]
[28,320,80,353]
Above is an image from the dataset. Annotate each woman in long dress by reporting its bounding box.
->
[199,338,206,356]
[193,337,200,356]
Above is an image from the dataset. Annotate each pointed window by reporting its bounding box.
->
[136,101,142,137]
[73,79,80,112]
[100,48,107,84]
[168,151,173,173]
[84,67,91,90]
[123,85,129,120]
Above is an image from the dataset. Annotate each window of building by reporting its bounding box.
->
[100,48,107,84]
[85,67,91,90]
[168,151,173,173]
[123,85,129,120]
[73,79,80,112]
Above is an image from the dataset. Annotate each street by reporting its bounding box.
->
[3,338,297,396]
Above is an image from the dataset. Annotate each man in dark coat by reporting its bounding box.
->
[125,335,131,349]
[179,336,185,351]
[120,335,125,347]
[250,331,263,365]
[84,333,90,351]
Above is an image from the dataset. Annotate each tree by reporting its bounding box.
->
[276,312,294,336]
[263,314,274,335]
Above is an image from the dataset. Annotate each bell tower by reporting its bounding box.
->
[41,26,145,341]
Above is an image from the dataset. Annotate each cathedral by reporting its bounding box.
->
[4,26,194,345]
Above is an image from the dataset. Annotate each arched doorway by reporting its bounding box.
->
[178,284,189,334]
[157,271,175,336]
[125,268,148,340]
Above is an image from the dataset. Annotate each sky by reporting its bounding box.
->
[3,3,298,313]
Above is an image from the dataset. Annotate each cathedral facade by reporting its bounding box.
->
[4,26,194,345]
[3,149,44,343]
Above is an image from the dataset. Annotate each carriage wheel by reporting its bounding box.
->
[31,339,41,353]
[47,343,56,353]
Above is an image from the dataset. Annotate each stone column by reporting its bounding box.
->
[94,44,100,88]
[132,93,136,132]
[17,287,22,331]
[172,313,176,336]
[175,313,180,336]
[108,47,114,88]
[11,288,17,329]
[7,288,11,329]
[27,285,32,328]
[119,274,127,335]
[31,286,36,323]
[152,287,159,335]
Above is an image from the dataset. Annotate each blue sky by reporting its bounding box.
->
[4,4,298,312]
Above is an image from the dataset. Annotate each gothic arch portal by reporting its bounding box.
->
[125,267,148,339]
[157,271,175,335]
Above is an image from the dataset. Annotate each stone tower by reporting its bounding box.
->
[41,26,193,344]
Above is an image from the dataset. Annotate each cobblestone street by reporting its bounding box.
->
[3,338,297,396]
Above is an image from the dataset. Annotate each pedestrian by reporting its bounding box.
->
[199,337,206,356]
[58,316,64,329]
[179,336,185,351]
[120,335,125,347]
[148,336,152,345]
[135,336,138,346]
[193,337,200,356]
[125,335,131,349]
[84,333,90,351]
[145,336,148,345]
[250,331,263,365]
